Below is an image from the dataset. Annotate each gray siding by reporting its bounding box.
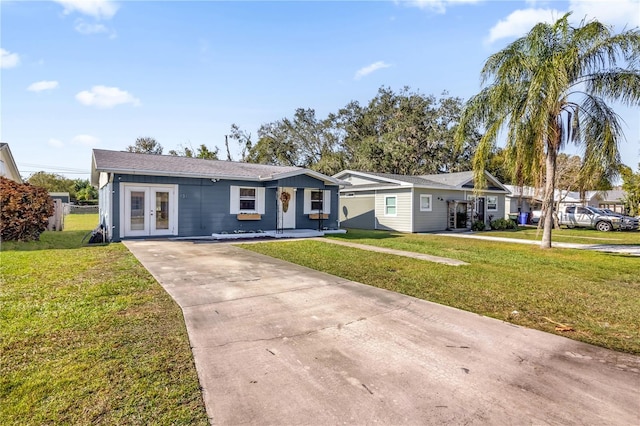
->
[412,189,459,232]
[339,193,375,229]
[485,193,506,224]
[295,186,340,230]
[109,173,339,241]
[268,174,327,189]
[375,189,412,232]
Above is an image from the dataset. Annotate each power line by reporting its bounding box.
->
[18,163,89,173]
[22,170,90,175]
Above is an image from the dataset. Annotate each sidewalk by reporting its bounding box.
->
[313,238,469,266]
[430,233,640,256]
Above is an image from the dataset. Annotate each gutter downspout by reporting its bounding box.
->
[374,190,378,230]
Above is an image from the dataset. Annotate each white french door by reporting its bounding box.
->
[122,185,177,238]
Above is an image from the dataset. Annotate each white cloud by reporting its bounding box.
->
[486,8,560,44]
[48,138,65,148]
[486,1,640,45]
[399,0,483,14]
[76,85,141,108]
[354,61,392,80]
[74,19,108,34]
[72,134,101,147]
[73,18,117,38]
[569,0,640,28]
[53,0,119,20]
[0,48,20,69]
[27,80,59,92]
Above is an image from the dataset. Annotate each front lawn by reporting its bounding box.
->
[240,229,639,354]
[478,226,640,245]
[0,214,209,425]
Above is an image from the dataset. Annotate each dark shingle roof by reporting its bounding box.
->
[336,169,508,192]
[359,171,436,186]
[93,149,301,178]
[419,171,474,187]
[346,170,471,190]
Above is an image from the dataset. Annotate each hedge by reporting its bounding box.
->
[0,177,54,241]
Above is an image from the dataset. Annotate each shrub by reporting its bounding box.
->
[490,217,517,231]
[0,177,54,241]
[471,220,486,231]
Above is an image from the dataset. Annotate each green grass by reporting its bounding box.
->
[0,214,208,425]
[240,229,640,354]
[478,226,640,245]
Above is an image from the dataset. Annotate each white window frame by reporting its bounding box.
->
[420,194,432,212]
[230,186,265,214]
[384,195,397,216]
[303,189,331,214]
[487,195,498,211]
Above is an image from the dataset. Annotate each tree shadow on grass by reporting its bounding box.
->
[329,229,402,241]
[0,230,105,252]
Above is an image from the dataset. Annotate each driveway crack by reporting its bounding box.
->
[194,301,413,349]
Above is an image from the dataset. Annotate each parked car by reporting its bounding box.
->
[558,205,622,232]
[599,208,640,231]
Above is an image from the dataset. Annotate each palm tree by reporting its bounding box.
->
[455,13,640,248]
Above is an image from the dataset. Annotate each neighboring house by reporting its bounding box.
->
[594,189,627,213]
[91,149,345,242]
[333,170,509,232]
[50,192,70,204]
[503,185,543,218]
[504,185,628,218]
[0,142,23,183]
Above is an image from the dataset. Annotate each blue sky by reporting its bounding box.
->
[2,0,639,180]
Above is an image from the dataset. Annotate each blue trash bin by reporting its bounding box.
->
[518,212,529,225]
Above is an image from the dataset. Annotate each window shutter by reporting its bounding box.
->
[323,190,331,213]
[256,187,265,214]
[303,189,311,214]
[229,186,239,214]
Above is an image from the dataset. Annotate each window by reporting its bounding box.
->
[420,194,432,212]
[230,186,265,214]
[304,189,331,213]
[385,196,397,216]
[239,188,256,210]
[311,191,323,211]
[487,196,498,211]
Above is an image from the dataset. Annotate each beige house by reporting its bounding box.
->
[0,143,23,183]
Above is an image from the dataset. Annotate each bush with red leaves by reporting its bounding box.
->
[0,176,54,242]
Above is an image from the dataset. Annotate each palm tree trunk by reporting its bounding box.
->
[541,144,558,249]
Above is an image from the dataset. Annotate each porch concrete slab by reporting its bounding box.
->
[124,240,640,425]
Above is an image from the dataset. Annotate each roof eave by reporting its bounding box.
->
[333,169,412,186]
[94,167,264,182]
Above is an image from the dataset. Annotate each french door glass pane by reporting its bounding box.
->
[130,191,145,230]
[155,191,169,230]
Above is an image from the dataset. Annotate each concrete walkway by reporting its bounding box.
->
[313,237,469,266]
[124,240,640,425]
[432,233,640,256]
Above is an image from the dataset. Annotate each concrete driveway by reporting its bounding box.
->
[124,240,640,425]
